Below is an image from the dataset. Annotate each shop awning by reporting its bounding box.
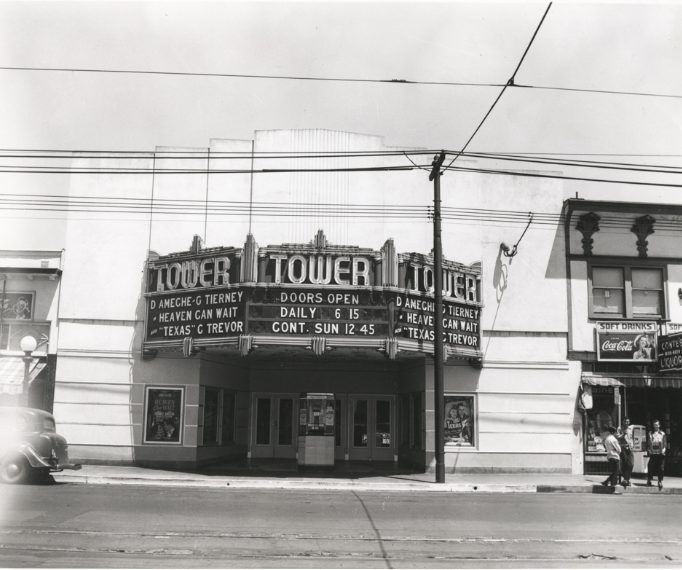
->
[581,374,682,389]
[0,357,46,394]
[580,375,624,387]
[620,377,682,389]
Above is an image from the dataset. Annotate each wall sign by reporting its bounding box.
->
[1,291,34,321]
[596,321,657,362]
[146,289,245,341]
[143,387,184,444]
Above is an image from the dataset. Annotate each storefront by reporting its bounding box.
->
[579,322,682,476]
[139,230,482,469]
[0,251,62,410]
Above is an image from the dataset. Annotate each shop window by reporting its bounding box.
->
[585,386,619,453]
[589,265,665,319]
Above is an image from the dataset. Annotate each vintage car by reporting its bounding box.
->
[0,407,81,484]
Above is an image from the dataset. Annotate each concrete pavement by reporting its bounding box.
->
[51,463,682,494]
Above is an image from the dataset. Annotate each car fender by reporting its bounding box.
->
[1,443,52,469]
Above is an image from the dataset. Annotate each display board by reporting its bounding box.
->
[248,289,389,337]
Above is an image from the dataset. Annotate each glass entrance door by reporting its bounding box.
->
[348,395,395,461]
[251,393,298,459]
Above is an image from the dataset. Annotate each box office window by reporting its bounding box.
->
[590,265,665,319]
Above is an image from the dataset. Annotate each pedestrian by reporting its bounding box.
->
[601,426,621,487]
[647,420,667,490]
[617,417,634,487]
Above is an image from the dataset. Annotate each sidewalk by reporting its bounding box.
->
[52,463,682,494]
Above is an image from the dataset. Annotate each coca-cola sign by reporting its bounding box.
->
[596,321,657,362]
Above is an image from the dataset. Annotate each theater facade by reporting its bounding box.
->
[136,230,481,468]
[49,129,576,473]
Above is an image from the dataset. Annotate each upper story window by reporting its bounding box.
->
[589,264,665,319]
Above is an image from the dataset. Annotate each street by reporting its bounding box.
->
[1,481,681,568]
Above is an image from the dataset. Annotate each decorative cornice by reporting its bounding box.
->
[631,215,656,258]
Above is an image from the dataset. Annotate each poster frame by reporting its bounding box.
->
[443,393,476,449]
[143,386,185,445]
[1,291,35,321]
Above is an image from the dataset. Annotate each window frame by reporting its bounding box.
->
[587,261,668,320]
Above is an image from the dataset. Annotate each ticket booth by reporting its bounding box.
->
[298,393,335,467]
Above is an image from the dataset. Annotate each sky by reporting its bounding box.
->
[1,1,681,249]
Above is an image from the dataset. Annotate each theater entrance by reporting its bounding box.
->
[347,395,395,462]
[250,393,298,459]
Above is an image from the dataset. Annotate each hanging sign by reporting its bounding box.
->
[596,321,657,362]
[659,333,682,372]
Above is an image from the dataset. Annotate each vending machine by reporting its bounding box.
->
[298,393,335,467]
[631,424,649,474]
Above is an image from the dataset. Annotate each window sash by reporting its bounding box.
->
[589,264,666,319]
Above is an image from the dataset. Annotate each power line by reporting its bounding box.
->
[0,65,504,89]
[2,150,682,175]
[513,83,682,100]
[1,148,680,159]
[2,65,680,100]
[445,3,552,170]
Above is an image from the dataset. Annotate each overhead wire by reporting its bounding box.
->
[1,64,681,99]
[444,2,553,171]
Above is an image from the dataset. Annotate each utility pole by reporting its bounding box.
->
[429,152,446,483]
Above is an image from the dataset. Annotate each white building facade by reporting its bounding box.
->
[48,129,578,473]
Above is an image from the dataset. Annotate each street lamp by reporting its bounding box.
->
[20,335,37,408]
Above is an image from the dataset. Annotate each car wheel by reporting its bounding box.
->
[0,455,32,484]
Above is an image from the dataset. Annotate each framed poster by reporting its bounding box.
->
[144,387,184,444]
[444,395,475,447]
[596,321,657,362]
[1,292,34,321]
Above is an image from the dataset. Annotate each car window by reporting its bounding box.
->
[43,418,56,433]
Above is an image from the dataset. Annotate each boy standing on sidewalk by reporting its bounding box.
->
[617,417,634,487]
[601,426,621,487]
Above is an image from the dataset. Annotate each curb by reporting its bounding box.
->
[51,474,682,494]
[52,475,536,493]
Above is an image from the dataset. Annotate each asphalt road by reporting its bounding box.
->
[1,481,681,568]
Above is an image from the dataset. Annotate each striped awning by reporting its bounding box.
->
[581,374,682,389]
[0,357,46,394]
[580,376,624,387]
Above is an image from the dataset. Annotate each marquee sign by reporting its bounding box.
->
[144,231,483,360]
[596,321,657,362]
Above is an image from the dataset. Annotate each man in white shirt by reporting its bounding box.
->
[601,426,621,487]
